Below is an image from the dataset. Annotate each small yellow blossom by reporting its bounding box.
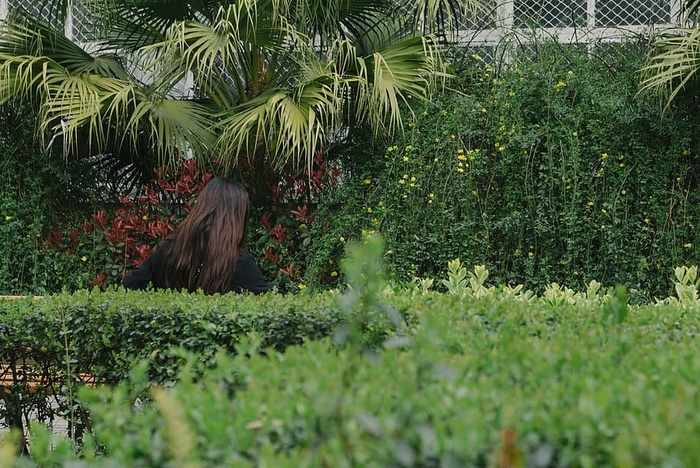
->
[142,215,148,221]
[684,243,693,248]
[410,176,416,182]
[528,252,534,258]
[330,271,338,277]
[4,216,11,222]
[644,218,649,224]
[339,236,345,243]
[363,179,371,185]
[366,207,372,213]
[399,179,406,185]
[403,156,409,162]
[298,284,307,290]
[81,256,88,262]
[621,190,626,195]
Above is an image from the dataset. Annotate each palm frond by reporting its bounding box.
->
[351,35,445,136]
[640,27,700,109]
[216,64,342,170]
[0,14,130,79]
[397,0,487,34]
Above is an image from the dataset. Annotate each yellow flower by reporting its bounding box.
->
[81,256,88,262]
[142,215,148,221]
[572,132,577,137]
[330,271,338,277]
[601,209,607,214]
[684,243,693,248]
[621,190,626,195]
[399,179,406,185]
[367,207,372,213]
[403,156,409,162]
[298,284,307,290]
[339,236,345,243]
[405,145,413,151]
[528,252,534,258]
[363,179,371,185]
[555,80,566,88]
[457,168,464,173]
[601,153,608,159]
[4,216,11,222]
[403,174,408,179]
[644,218,649,224]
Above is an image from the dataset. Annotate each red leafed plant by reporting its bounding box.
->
[45,160,211,289]
[243,151,340,288]
[44,152,338,292]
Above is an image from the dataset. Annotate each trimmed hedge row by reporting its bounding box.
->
[5,288,700,466]
[0,289,412,441]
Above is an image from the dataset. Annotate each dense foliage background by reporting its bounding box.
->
[1,39,700,300]
[307,41,700,301]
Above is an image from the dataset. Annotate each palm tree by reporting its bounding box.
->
[640,1,700,108]
[0,0,483,175]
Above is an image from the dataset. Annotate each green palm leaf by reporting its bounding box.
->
[640,27,700,108]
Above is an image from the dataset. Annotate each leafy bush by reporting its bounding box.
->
[42,160,212,290]
[0,107,79,294]
[6,266,700,466]
[308,40,700,300]
[0,281,410,444]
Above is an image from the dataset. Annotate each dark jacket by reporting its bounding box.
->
[123,248,275,294]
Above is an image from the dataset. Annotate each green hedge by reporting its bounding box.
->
[309,40,700,300]
[0,287,411,442]
[6,283,700,466]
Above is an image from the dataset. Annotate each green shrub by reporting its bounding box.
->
[0,282,411,444]
[309,40,700,300]
[9,279,700,466]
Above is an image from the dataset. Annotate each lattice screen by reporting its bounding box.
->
[1,0,684,46]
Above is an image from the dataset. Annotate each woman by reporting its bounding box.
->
[123,177,275,294]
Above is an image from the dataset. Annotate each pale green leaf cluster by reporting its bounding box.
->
[0,0,478,170]
[640,1,700,109]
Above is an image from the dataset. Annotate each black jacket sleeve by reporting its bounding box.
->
[230,249,276,294]
[122,252,156,290]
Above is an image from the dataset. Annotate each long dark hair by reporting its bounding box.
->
[154,177,249,294]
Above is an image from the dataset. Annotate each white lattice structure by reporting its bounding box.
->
[456,0,683,48]
[0,0,685,47]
